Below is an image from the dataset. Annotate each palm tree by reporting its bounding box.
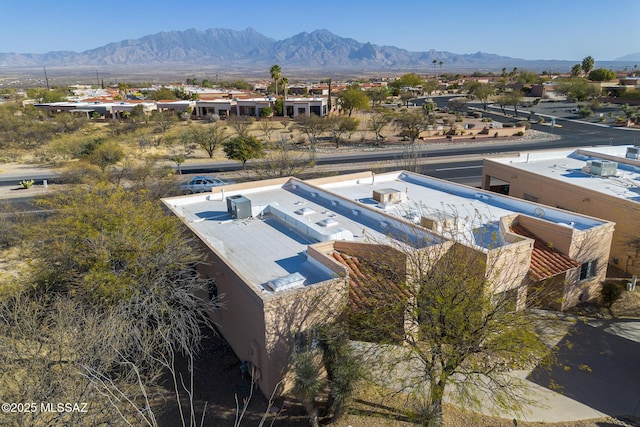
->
[323,78,333,112]
[270,64,282,96]
[439,60,443,77]
[432,59,437,79]
[281,76,288,117]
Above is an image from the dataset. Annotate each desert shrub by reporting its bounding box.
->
[601,281,624,308]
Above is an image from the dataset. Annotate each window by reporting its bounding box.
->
[579,260,597,280]
[524,193,539,203]
[294,329,319,352]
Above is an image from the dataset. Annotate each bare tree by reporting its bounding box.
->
[394,109,428,144]
[184,122,228,158]
[258,119,275,142]
[227,115,255,138]
[254,139,315,178]
[295,114,328,147]
[368,108,394,145]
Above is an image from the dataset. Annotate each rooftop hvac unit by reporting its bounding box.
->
[589,160,618,177]
[626,146,640,160]
[226,195,252,219]
[372,188,405,204]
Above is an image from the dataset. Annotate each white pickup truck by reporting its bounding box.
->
[180,176,227,194]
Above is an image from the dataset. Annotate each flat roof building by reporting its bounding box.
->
[163,171,614,396]
[482,145,639,275]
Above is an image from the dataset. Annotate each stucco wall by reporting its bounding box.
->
[483,159,636,275]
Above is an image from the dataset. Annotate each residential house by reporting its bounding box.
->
[483,145,640,275]
[162,170,614,396]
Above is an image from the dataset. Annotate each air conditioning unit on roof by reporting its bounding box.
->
[589,160,618,177]
[373,188,405,205]
[626,146,640,160]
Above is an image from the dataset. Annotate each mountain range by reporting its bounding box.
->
[0,28,636,75]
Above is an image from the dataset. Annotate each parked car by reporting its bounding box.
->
[180,176,227,194]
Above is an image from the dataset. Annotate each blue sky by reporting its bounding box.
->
[1,0,638,61]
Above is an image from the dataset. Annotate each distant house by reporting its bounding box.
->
[284,97,328,118]
[156,100,194,115]
[193,99,236,118]
[236,97,276,117]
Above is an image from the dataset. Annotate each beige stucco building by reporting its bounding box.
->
[163,170,614,396]
[482,145,639,276]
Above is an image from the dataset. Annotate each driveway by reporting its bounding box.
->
[527,318,640,421]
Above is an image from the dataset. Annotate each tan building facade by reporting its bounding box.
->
[482,146,639,275]
[163,170,615,396]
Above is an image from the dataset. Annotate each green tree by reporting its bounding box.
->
[223,135,264,169]
[507,91,524,117]
[150,109,178,132]
[581,56,595,75]
[368,87,390,106]
[351,237,549,426]
[475,84,496,111]
[556,78,601,101]
[390,73,425,89]
[270,64,282,97]
[462,80,482,98]
[338,84,370,117]
[423,79,437,96]
[148,86,177,101]
[85,140,125,172]
[26,87,68,103]
[9,185,216,425]
[570,63,583,77]
[588,68,617,81]
[316,323,362,422]
[292,351,323,427]
[183,122,227,158]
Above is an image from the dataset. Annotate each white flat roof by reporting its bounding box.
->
[164,171,609,296]
[488,145,640,203]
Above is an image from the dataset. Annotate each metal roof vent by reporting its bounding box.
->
[317,218,339,227]
[295,207,315,216]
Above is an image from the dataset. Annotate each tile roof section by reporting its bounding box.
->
[510,223,580,281]
[332,251,410,308]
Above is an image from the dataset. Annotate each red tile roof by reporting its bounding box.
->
[510,223,580,281]
[331,251,409,308]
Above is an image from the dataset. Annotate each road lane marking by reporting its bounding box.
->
[434,165,483,171]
